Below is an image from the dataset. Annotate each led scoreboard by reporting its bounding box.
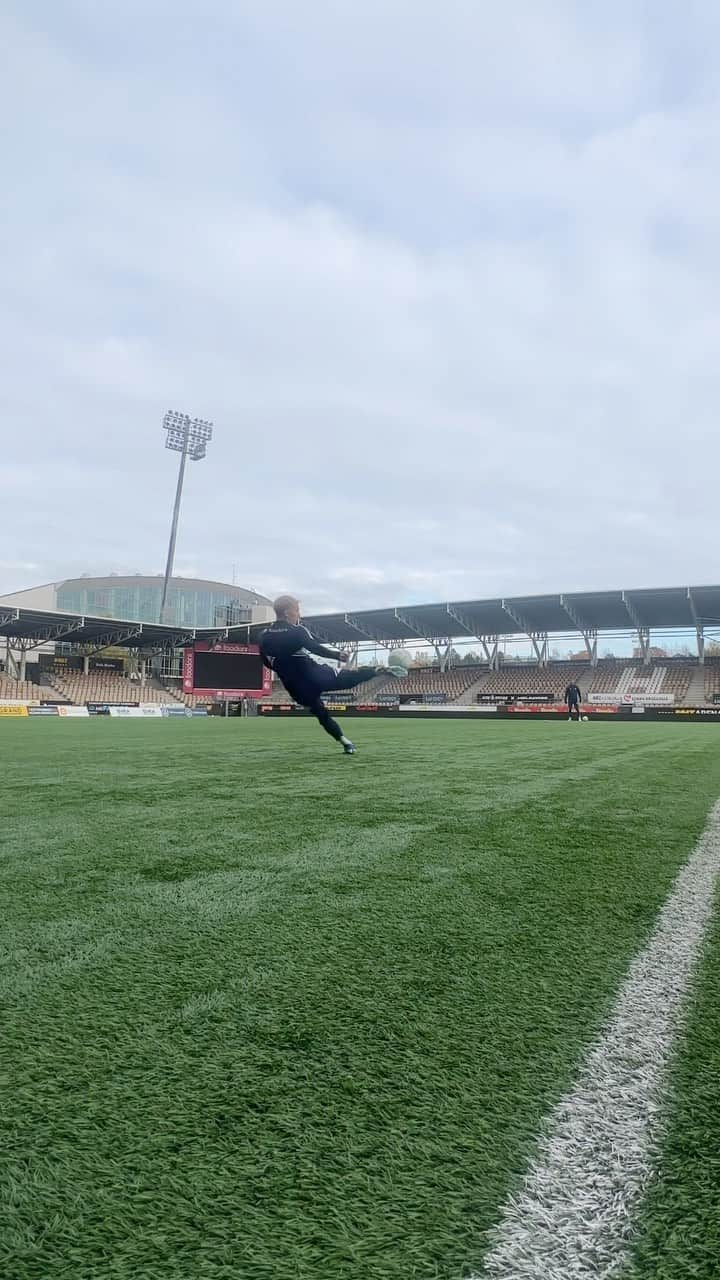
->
[182,642,271,699]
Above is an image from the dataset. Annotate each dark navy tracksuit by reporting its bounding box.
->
[565,682,582,718]
[259,622,376,742]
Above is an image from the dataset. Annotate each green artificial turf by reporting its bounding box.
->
[623,896,720,1280]
[1,718,720,1280]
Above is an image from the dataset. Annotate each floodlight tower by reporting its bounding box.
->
[159,410,214,624]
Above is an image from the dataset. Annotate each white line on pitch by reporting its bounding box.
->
[475,799,720,1280]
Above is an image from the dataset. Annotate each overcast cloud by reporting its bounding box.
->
[2,1,719,613]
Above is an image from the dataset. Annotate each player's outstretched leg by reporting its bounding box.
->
[332,665,382,693]
[309,698,355,754]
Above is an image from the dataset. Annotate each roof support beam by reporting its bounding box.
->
[395,610,450,650]
[559,595,598,667]
[8,619,90,654]
[687,589,704,665]
[478,635,500,670]
[0,609,20,630]
[78,625,145,654]
[157,630,197,654]
[434,642,454,672]
[502,601,530,630]
[446,604,477,636]
[502,601,549,666]
[344,613,395,645]
[3,641,19,679]
[446,607,502,665]
[622,592,650,665]
[394,608,438,641]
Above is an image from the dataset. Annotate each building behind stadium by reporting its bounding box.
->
[0,576,273,685]
[0,575,273,630]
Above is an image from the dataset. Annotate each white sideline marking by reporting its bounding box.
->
[476,800,720,1279]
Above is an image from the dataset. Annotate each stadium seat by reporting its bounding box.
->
[481,663,591,697]
[587,660,693,702]
[703,658,720,704]
[45,673,172,705]
[0,675,37,702]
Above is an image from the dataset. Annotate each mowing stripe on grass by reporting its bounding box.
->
[476,799,720,1280]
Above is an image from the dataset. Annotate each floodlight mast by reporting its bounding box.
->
[159,410,214,623]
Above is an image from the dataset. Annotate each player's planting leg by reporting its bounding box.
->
[302,665,405,753]
[308,698,355,753]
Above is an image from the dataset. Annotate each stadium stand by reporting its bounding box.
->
[0,674,37,702]
[177,691,214,709]
[344,672,397,701]
[703,659,720,703]
[472,660,696,704]
[587,663,632,696]
[481,663,591,697]
[647,664,693,700]
[46,673,170,705]
[158,681,234,709]
[251,660,707,707]
[391,666,485,700]
[586,660,693,702]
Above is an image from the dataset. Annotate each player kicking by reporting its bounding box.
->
[259,595,400,754]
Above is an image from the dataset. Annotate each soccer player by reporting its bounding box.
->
[259,595,393,754]
[564,679,583,721]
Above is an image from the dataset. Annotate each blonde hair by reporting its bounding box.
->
[273,594,299,619]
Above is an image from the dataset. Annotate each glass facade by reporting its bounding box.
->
[56,579,256,628]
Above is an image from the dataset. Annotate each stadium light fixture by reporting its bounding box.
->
[159,410,214,623]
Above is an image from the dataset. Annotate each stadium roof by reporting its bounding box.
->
[2,586,720,651]
[296,586,720,644]
[292,588,717,650]
[0,607,197,650]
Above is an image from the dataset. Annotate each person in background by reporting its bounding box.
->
[564,679,583,721]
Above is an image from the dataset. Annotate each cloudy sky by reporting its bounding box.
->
[2,1,719,613]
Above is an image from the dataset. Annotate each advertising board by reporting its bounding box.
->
[588,692,675,706]
[478,693,555,704]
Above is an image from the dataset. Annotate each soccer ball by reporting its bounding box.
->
[581,715,589,721]
[388,649,411,676]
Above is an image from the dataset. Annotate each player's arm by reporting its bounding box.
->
[296,626,347,663]
[257,633,274,669]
